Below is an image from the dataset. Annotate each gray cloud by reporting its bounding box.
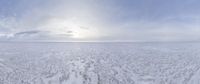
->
[79,26,90,30]
[11,30,74,41]
[14,30,40,37]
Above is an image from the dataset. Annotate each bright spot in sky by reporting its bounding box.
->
[41,18,99,40]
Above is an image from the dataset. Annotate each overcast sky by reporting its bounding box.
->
[0,0,200,42]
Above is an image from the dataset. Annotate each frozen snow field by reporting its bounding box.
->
[0,42,200,84]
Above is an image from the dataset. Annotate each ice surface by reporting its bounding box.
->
[0,42,200,84]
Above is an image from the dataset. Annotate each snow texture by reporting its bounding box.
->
[0,42,200,84]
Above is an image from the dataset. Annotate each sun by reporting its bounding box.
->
[42,18,100,40]
[71,29,88,39]
[69,24,98,39]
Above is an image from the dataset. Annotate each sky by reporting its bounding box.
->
[0,0,200,42]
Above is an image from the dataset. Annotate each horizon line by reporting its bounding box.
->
[0,40,200,43]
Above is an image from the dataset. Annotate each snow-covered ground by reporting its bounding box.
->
[0,42,200,84]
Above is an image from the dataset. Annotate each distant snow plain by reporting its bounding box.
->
[0,42,200,84]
